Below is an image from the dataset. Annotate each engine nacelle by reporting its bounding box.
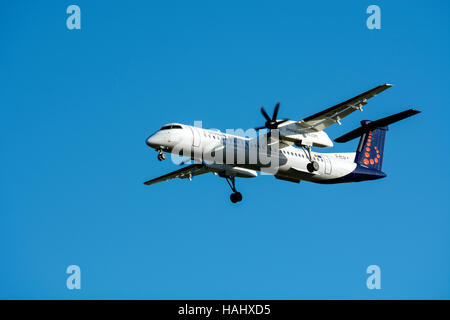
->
[279,128,334,148]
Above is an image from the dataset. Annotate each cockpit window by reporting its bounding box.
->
[160,125,182,130]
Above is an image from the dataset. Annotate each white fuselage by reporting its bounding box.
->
[146,123,357,184]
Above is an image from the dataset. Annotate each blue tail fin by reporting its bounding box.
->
[334,109,420,179]
[354,120,387,171]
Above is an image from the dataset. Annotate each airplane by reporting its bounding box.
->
[144,84,420,203]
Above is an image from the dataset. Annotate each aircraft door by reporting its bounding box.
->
[190,127,201,147]
[324,156,332,174]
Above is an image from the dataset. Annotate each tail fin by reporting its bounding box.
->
[354,122,387,170]
[334,109,421,171]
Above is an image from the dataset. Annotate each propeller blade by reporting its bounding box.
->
[254,126,266,130]
[275,119,289,126]
[260,107,271,122]
[272,102,280,121]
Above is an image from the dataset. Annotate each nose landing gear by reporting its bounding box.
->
[157,150,166,161]
[225,176,243,203]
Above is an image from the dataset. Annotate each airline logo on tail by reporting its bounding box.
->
[362,131,381,166]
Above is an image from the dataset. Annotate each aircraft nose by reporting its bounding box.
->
[146,131,178,149]
[146,134,159,148]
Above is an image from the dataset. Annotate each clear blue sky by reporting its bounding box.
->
[1,0,449,299]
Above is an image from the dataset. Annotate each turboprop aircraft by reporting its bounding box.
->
[144,84,420,203]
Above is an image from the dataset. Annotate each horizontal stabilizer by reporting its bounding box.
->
[334,109,421,143]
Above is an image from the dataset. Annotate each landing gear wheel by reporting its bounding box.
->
[301,145,319,173]
[307,161,319,173]
[225,176,243,203]
[230,192,243,203]
[157,152,166,161]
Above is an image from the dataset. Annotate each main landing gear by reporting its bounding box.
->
[157,150,166,161]
[225,176,243,203]
[301,145,319,173]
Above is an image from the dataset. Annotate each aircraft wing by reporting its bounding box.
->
[143,164,209,186]
[288,83,393,132]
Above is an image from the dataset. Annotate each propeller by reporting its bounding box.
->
[254,102,289,131]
